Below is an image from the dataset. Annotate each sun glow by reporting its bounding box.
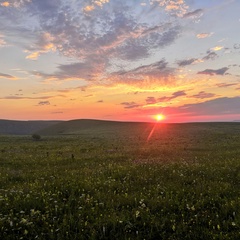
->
[147,114,166,142]
[155,114,165,122]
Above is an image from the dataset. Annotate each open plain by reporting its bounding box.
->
[0,121,240,239]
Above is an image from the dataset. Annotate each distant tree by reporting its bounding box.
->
[32,133,41,141]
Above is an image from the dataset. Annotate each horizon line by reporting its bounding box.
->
[1,118,240,124]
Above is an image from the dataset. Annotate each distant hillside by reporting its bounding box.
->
[2,119,239,136]
[0,120,62,135]
[36,119,148,136]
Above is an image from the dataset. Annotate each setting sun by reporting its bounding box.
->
[155,114,165,122]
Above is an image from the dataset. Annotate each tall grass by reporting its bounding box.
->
[0,123,240,239]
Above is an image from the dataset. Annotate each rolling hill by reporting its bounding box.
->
[1,119,240,136]
[0,120,62,135]
[0,119,153,136]
[35,119,148,136]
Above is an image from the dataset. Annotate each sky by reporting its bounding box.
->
[0,0,240,123]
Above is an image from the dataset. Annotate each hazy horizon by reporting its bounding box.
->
[1,118,240,124]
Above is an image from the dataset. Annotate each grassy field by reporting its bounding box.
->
[0,122,240,239]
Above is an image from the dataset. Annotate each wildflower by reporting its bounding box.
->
[20,218,28,224]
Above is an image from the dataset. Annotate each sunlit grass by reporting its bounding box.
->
[0,123,240,239]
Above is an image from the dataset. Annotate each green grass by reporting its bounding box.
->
[0,122,240,239]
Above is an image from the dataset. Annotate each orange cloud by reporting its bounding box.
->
[94,0,109,7]
[158,0,189,17]
[1,2,10,7]
[1,0,31,8]
[43,43,55,51]
[26,51,40,60]
[25,33,56,60]
[42,32,55,43]
[0,38,6,46]
[196,33,213,39]
[83,0,109,12]
[83,5,95,12]
[166,4,181,10]
[211,46,224,51]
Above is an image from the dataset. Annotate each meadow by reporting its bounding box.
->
[0,122,240,239]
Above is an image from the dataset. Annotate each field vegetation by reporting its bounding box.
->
[0,122,240,239]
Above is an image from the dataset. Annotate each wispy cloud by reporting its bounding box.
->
[38,101,50,106]
[177,58,197,67]
[183,9,204,18]
[146,97,157,105]
[158,90,186,102]
[191,91,217,99]
[177,50,218,67]
[146,90,186,105]
[0,34,6,46]
[0,95,63,100]
[0,72,17,79]
[137,96,240,121]
[180,97,240,116]
[33,59,106,81]
[196,32,213,39]
[211,46,224,51]
[110,59,176,87]
[197,67,229,76]
[202,51,218,61]
[51,111,63,114]
[216,83,238,88]
[233,44,240,49]
[121,102,141,109]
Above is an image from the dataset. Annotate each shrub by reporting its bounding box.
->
[32,133,41,141]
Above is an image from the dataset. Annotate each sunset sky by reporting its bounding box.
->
[0,0,240,122]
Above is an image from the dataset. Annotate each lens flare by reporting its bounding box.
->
[147,114,165,142]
